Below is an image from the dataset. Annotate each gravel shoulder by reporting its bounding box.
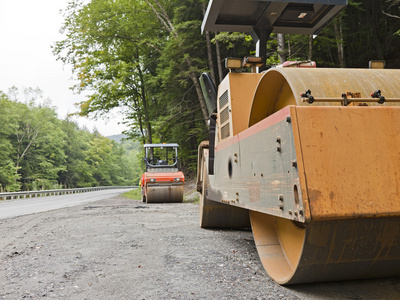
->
[1,194,400,299]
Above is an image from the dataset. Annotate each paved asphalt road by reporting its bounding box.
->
[0,189,132,220]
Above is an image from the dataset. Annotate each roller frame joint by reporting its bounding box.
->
[371,89,386,104]
[300,89,314,104]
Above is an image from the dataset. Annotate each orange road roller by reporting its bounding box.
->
[140,143,185,203]
[197,0,400,284]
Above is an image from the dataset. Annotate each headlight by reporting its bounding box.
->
[174,178,181,182]
[150,178,156,183]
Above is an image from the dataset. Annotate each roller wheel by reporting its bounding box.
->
[146,185,183,203]
[250,211,400,284]
[250,211,305,284]
[141,187,146,203]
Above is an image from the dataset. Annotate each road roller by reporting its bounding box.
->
[197,0,400,284]
[140,143,184,203]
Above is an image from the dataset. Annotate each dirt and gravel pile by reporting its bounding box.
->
[1,195,400,299]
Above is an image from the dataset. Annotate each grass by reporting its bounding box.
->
[184,191,199,204]
[122,188,141,200]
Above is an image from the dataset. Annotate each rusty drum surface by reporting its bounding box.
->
[146,184,183,203]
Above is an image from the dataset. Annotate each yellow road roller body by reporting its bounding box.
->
[198,0,400,285]
[197,67,400,284]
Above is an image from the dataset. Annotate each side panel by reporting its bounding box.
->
[294,106,400,220]
[208,105,400,222]
[208,106,306,223]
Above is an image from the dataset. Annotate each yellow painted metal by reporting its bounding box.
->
[251,210,400,284]
[249,70,296,127]
[230,73,263,136]
[248,68,400,221]
[217,73,263,141]
[293,106,400,220]
[249,68,400,127]
[250,211,304,284]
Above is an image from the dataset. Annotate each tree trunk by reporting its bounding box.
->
[215,38,223,83]
[277,33,286,63]
[334,17,346,68]
[205,31,217,86]
[287,35,291,59]
[308,35,313,61]
[146,0,209,126]
[15,125,39,171]
[137,110,145,144]
[136,55,153,144]
[367,0,384,60]
[203,3,216,86]
[186,57,210,125]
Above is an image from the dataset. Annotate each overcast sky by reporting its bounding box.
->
[0,0,127,136]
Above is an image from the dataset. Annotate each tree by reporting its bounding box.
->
[334,0,400,68]
[144,0,210,125]
[0,88,68,190]
[53,0,156,144]
[0,85,141,191]
[59,118,93,188]
[85,135,127,186]
[13,103,67,190]
[0,93,20,191]
[255,1,400,68]
[383,0,400,35]
[277,33,286,63]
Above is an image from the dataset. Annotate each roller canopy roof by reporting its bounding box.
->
[202,0,347,35]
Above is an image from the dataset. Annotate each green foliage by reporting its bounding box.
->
[213,32,252,51]
[53,0,158,144]
[256,1,400,68]
[0,93,20,191]
[0,89,141,191]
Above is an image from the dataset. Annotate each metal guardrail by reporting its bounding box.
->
[0,186,138,201]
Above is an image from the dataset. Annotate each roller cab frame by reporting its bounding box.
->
[141,143,185,203]
[197,0,400,285]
